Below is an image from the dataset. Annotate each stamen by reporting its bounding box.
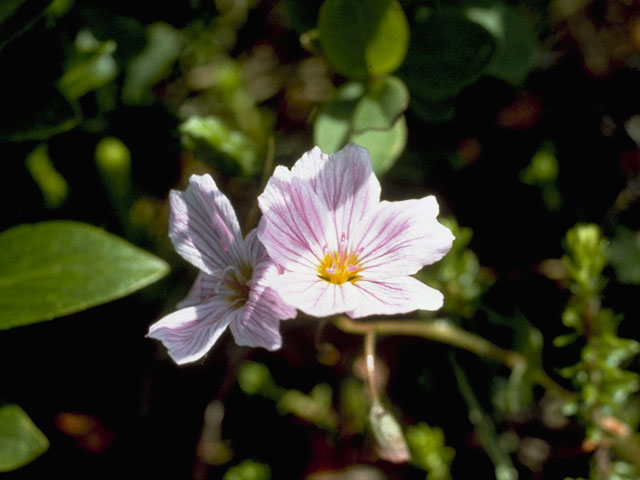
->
[317,249,362,285]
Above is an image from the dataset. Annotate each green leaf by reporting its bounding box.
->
[352,75,409,131]
[609,227,640,285]
[179,116,260,176]
[350,114,407,175]
[399,8,496,121]
[0,404,49,472]
[313,77,408,175]
[465,4,536,85]
[0,0,52,51]
[319,0,409,79]
[0,221,169,329]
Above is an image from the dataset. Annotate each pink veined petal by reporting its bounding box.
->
[354,196,455,277]
[258,165,334,273]
[230,288,288,350]
[249,256,297,319]
[346,276,444,318]
[169,174,246,275]
[147,298,239,364]
[270,271,359,318]
[289,144,381,246]
[243,228,263,267]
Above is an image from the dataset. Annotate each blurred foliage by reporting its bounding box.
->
[238,361,338,430]
[0,404,49,472]
[419,217,494,317]
[608,228,640,285]
[223,459,271,480]
[520,143,562,211]
[25,143,68,209]
[406,422,455,480]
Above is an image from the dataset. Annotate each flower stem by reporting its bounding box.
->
[364,331,380,404]
[333,316,573,400]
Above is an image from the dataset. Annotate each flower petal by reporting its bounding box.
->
[355,196,454,277]
[346,276,444,318]
[270,271,359,317]
[169,174,246,275]
[290,144,381,245]
[147,298,239,364]
[230,287,289,350]
[258,164,332,272]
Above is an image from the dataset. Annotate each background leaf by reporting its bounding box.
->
[399,8,496,122]
[609,227,640,285]
[318,0,409,79]
[0,221,169,329]
[466,4,536,85]
[0,404,49,472]
[313,77,409,175]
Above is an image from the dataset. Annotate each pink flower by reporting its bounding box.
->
[148,174,296,364]
[257,144,454,318]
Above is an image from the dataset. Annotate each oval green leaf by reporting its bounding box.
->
[0,404,49,472]
[319,0,409,79]
[0,221,170,329]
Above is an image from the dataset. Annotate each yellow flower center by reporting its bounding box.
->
[317,251,362,285]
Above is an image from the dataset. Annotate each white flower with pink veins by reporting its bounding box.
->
[257,143,454,319]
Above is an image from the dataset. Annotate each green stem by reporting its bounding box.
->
[333,316,573,400]
[364,331,380,404]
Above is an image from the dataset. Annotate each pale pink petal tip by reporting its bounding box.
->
[147,299,238,364]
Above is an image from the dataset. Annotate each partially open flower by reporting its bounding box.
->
[148,174,296,364]
[257,144,454,318]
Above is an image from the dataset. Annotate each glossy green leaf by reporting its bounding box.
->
[0,0,51,50]
[0,404,49,472]
[319,0,409,79]
[0,221,169,329]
